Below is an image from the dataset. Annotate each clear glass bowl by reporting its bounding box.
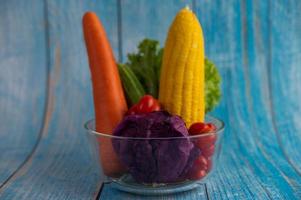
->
[85,115,224,195]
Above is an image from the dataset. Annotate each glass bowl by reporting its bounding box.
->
[85,115,224,195]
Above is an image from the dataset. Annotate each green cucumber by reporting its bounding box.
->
[118,64,145,106]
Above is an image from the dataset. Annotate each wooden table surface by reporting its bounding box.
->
[1,0,301,199]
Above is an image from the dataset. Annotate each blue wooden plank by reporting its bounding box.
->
[195,0,301,199]
[194,1,272,199]
[0,0,118,199]
[242,0,301,195]
[194,1,267,198]
[0,0,47,188]
[270,0,301,176]
[120,0,193,62]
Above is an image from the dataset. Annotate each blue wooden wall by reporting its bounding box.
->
[0,0,301,199]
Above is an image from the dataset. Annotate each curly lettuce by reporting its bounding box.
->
[124,39,163,98]
[119,39,221,113]
[204,58,221,113]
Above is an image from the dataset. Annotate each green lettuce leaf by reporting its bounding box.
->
[119,39,221,113]
[125,39,163,98]
[205,58,221,113]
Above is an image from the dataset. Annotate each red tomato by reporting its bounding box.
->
[194,155,208,171]
[126,104,138,115]
[202,144,215,158]
[151,104,161,112]
[187,155,208,180]
[189,122,216,134]
[189,170,207,180]
[126,95,161,115]
[187,155,215,180]
[188,122,206,134]
[137,95,160,113]
[207,123,216,131]
[195,135,216,149]
[189,122,217,149]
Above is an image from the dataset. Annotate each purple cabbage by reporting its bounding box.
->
[112,111,200,183]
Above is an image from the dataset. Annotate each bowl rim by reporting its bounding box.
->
[84,115,225,140]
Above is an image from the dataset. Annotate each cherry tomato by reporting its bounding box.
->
[188,122,205,134]
[137,95,160,113]
[189,122,216,134]
[189,122,217,149]
[189,169,207,180]
[126,104,138,115]
[187,155,215,180]
[126,95,161,115]
[202,144,215,158]
[194,155,208,171]
[187,155,208,180]
[196,135,216,149]
[151,104,161,112]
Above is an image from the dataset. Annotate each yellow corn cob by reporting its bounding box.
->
[159,7,205,127]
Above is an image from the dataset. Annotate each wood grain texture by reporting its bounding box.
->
[242,0,301,195]
[0,0,47,188]
[0,0,118,199]
[270,0,301,177]
[120,0,193,62]
[194,1,273,199]
[1,0,301,199]
[195,0,301,199]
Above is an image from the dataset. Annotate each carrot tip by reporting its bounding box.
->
[82,11,98,26]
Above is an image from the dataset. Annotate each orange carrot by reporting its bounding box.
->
[82,12,127,177]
